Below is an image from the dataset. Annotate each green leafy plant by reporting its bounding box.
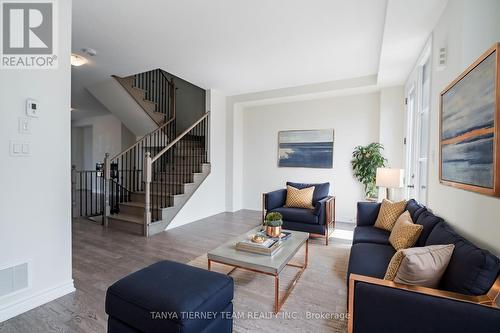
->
[351,143,387,198]
[264,212,283,227]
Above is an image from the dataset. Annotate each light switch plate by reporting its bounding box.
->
[18,117,31,134]
[10,140,31,157]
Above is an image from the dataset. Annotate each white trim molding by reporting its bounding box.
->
[0,280,75,322]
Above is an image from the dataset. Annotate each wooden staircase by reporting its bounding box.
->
[101,68,210,237]
[113,76,167,126]
[107,135,211,236]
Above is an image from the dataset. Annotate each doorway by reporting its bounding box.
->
[404,42,431,204]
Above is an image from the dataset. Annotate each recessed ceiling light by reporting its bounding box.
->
[71,54,87,66]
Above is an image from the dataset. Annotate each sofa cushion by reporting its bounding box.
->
[265,189,287,211]
[426,222,500,296]
[348,243,396,281]
[286,182,329,204]
[415,210,443,247]
[374,199,407,231]
[357,202,381,226]
[389,211,423,250]
[282,220,326,235]
[405,199,427,222]
[272,207,318,224]
[384,245,455,288]
[285,185,315,209]
[353,226,391,245]
[105,260,234,333]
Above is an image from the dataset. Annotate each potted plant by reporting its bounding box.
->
[264,212,283,238]
[351,143,387,200]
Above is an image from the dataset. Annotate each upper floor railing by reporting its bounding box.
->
[71,167,105,219]
[134,69,176,120]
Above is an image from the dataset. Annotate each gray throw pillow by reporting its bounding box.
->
[385,244,455,288]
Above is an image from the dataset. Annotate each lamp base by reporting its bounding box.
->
[378,187,395,202]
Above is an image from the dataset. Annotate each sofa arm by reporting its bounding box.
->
[348,274,500,333]
[263,189,287,211]
[356,202,381,226]
[314,196,335,225]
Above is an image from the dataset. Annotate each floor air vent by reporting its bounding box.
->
[0,263,28,297]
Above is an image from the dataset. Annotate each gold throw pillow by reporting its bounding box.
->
[384,244,455,288]
[389,211,423,250]
[285,185,315,209]
[384,250,405,281]
[374,199,407,231]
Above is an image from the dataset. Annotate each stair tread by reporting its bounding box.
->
[131,86,146,93]
[132,191,186,197]
[143,99,157,106]
[119,201,146,208]
[155,171,205,174]
[109,212,143,224]
[151,181,195,185]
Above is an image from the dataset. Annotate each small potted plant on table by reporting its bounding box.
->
[264,212,283,238]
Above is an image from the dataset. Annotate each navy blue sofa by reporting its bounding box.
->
[262,182,335,245]
[347,200,500,333]
[106,260,234,333]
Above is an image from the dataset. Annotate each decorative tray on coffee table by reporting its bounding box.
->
[235,231,292,256]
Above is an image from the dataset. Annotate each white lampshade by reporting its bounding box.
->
[376,168,404,188]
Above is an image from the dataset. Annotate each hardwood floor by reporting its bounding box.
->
[1,211,354,333]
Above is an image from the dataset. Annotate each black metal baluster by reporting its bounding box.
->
[79,172,82,216]
[128,152,131,201]
[120,157,123,206]
[91,171,94,215]
[85,172,88,216]
[141,141,144,191]
[154,161,158,220]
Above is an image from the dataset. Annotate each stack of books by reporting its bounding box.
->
[236,237,282,256]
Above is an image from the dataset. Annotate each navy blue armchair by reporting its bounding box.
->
[262,182,335,245]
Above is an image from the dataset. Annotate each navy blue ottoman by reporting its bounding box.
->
[105,260,234,333]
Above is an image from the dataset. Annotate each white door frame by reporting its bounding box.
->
[404,38,432,203]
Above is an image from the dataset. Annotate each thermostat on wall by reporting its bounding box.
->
[26,99,39,117]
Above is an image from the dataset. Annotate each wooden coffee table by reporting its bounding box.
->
[207,227,309,313]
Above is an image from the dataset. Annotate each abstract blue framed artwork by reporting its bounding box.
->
[440,43,500,196]
[278,129,334,168]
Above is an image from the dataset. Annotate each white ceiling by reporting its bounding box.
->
[377,0,448,86]
[72,0,447,116]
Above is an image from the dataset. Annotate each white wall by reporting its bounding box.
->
[0,0,74,321]
[241,93,381,222]
[71,127,84,170]
[167,90,227,229]
[72,114,123,168]
[225,76,380,213]
[121,124,136,151]
[426,0,500,255]
[379,87,405,168]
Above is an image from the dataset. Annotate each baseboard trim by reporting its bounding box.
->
[0,280,75,322]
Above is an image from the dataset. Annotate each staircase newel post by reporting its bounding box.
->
[103,153,111,227]
[143,152,152,236]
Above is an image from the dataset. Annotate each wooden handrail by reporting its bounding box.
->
[151,112,210,163]
[110,117,175,161]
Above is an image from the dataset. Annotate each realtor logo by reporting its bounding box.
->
[1,0,57,69]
